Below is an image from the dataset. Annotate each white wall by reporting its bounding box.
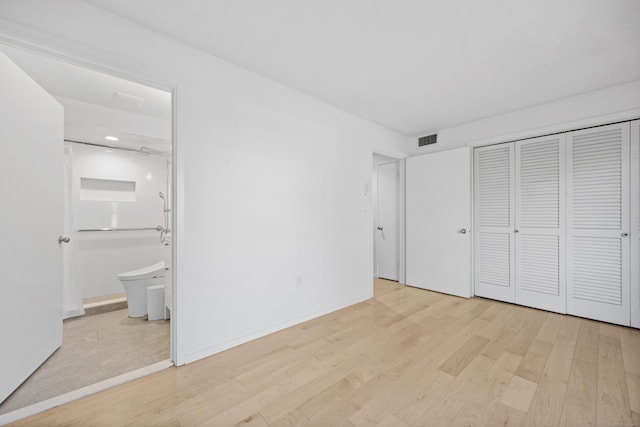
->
[406,80,640,155]
[0,1,407,364]
[70,143,167,298]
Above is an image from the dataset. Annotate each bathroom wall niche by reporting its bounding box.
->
[80,177,136,202]
[72,143,166,231]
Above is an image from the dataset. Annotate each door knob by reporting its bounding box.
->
[458,228,467,234]
[622,232,629,237]
[377,226,383,231]
[58,236,70,244]
[514,229,519,233]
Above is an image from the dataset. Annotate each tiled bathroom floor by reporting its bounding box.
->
[0,308,169,415]
[83,293,126,306]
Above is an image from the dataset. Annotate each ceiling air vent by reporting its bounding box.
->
[418,134,437,147]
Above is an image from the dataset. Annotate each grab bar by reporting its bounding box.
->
[77,226,164,232]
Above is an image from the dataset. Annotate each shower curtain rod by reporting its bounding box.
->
[64,139,169,157]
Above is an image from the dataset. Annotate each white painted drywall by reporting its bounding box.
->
[407,80,640,155]
[0,1,407,364]
[70,143,167,298]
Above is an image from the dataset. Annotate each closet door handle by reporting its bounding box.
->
[514,229,519,233]
[458,228,467,234]
[622,232,629,237]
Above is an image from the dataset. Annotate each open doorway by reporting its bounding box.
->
[372,153,403,282]
[0,44,174,416]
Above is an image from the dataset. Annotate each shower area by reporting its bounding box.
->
[65,139,172,319]
[0,44,173,416]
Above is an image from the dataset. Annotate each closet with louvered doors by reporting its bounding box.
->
[566,122,630,326]
[474,120,638,326]
[514,135,566,313]
[474,135,566,312]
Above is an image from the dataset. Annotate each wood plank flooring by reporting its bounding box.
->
[9,279,640,426]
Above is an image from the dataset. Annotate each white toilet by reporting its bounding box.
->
[117,261,166,318]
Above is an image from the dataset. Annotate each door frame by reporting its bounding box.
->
[0,33,179,375]
[372,148,406,284]
[631,119,640,329]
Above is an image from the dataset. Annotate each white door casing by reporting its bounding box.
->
[474,144,516,302]
[0,52,64,403]
[406,147,472,298]
[515,135,566,313]
[566,123,630,326]
[630,119,640,329]
[376,161,399,281]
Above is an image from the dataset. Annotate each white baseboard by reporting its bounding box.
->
[180,292,372,365]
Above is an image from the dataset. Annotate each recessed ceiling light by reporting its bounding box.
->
[105,136,119,141]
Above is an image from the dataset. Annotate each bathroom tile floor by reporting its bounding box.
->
[83,293,126,306]
[0,308,169,415]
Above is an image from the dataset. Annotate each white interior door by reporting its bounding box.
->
[567,123,630,326]
[0,52,64,403]
[406,147,471,298]
[474,144,516,302]
[376,161,399,281]
[515,135,566,313]
[630,119,640,329]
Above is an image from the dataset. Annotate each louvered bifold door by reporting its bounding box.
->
[515,136,566,313]
[567,122,630,326]
[631,119,640,329]
[474,144,516,303]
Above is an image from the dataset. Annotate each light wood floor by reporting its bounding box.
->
[10,279,640,426]
[1,308,169,415]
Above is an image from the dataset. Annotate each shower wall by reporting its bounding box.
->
[69,143,168,299]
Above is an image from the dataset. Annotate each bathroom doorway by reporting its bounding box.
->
[0,43,175,417]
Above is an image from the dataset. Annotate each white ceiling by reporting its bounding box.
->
[87,0,640,136]
[0,44,171,151]
[1,44,171,120]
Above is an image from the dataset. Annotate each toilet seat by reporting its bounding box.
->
[117,261,166,281]
[117,261,167,318]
